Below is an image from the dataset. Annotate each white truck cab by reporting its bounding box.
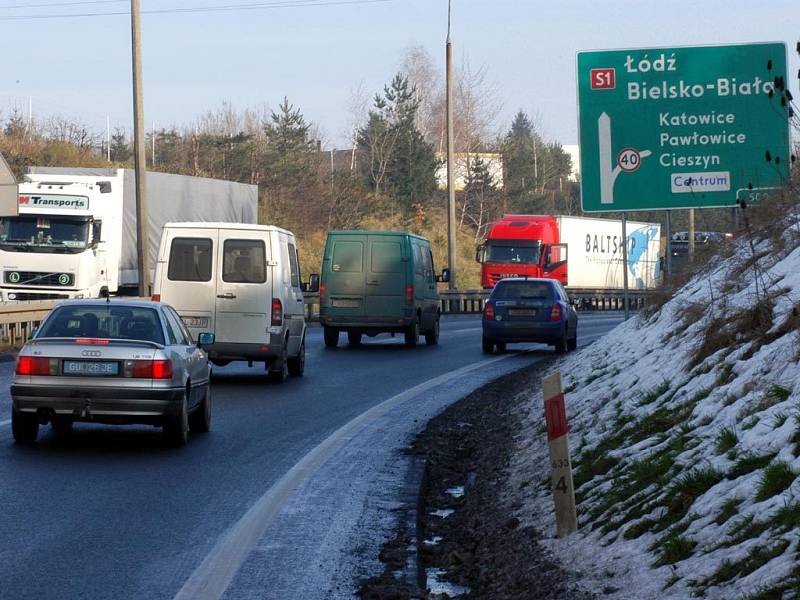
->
[0,173,122,301]
[153,222,317,382]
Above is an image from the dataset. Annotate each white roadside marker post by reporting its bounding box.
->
[543,372,578,538]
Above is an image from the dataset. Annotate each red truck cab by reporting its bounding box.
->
[476,215,568,288]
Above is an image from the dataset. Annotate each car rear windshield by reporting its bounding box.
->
[38,305,165,345]
[493,281,555,299]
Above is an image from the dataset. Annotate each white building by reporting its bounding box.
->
[434,152,504,192]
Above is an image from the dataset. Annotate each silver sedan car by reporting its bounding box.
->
[11,299,212,446]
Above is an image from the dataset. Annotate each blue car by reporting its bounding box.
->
[482,278,578,354]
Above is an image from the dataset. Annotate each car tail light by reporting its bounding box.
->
[16,356,56,376]
[271,298,283,326]
[550,303,563,321]
[151,294,161,302]
[405,285,413,305]
[319,282,326,304]
[484,302,495,321]
[129,359,173,379]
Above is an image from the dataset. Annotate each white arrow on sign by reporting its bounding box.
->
[598,112,651,205]
[0,152,18,216]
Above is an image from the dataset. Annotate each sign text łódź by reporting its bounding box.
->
[577,43,790,212]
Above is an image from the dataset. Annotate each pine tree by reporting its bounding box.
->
[109,128,131,163]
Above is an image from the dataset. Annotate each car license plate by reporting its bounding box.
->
[63,360,119,376]
[332,299,360,308]
[182,316,210,328]
[509,309,537,316]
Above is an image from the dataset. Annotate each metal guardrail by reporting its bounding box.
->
[0,287,652,348]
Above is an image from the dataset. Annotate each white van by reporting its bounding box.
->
[152,223,317,382]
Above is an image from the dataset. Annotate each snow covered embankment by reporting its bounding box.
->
[516,223,800,599]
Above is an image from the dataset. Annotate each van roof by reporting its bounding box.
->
[163,222,293,235]
[327,230,429,242]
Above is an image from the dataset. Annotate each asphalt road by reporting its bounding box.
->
[0,313,624,600]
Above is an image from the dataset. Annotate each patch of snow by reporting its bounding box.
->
[425,568,470,597]
[445,486,465,499]
[430,508,455,519]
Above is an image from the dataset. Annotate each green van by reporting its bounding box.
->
[319,231,448,348]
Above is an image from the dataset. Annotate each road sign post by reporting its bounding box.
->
[542,372,577,538]
[0,152,18,217]
[577,43,791,213]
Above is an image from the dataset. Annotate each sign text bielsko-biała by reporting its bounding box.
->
[577,43,790,212]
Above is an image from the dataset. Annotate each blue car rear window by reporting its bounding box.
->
[493,281,554,299]
[38,305,165,345]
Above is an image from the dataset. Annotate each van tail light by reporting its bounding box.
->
[483,302,495,321]
[271,298,283,326]
[550,303,563,321]
[151,294,161,302]
[16,356,57,376]
[130,359,173,379]
[405,285,413,305]
[319,282,326,304]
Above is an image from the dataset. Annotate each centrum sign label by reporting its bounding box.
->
[577,43,791,212]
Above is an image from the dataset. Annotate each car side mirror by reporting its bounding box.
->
[475,244,484,263]
[436,268,450,283]
[305,273,320,293]
[91,220,102,249]
[197,332,215,347]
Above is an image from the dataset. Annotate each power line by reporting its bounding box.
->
[0,0,391,19]
[0,0,123,8]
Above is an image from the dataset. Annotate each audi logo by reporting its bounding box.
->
[81,350,102,357]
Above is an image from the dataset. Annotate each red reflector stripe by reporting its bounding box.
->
[151,294,161,302]
[75,338,110,345]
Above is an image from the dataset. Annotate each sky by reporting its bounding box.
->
[1,0,798,148]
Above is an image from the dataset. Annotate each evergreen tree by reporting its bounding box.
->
[109,128,131,163]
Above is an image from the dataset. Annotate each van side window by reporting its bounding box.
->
[424,249,434,279]
[332,241,363,272]
[168,238,212,282]
[412,244,423,274]
[287,243,300,288]
[371,242,401,273]
[223,240,266,283]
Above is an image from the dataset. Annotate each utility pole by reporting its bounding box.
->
[621,212,629,320]
[131,0,149,297]
[445,0,457,290]
[688,208,695,261]
[106,116,111,162]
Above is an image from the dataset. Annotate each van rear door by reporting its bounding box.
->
[157,229,218,338]
[214,230,270,345]
[327,235,366,317]
[365,235,405,318]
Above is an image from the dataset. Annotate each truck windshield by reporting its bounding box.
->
[0,216,90,254]
[485,242,541,264]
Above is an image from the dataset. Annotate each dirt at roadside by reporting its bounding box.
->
[359,361,596,600]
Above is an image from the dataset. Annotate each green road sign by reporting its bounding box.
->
[577,43,791,212]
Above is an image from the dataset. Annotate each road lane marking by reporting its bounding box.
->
[173,351,528,600]
[0,419,9,428]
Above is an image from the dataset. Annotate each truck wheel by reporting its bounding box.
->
[324,327,339,348]
[12,408,38,444]
[424,316,440,346]
[348,331,362,346]
[482,336,494,354]
[189,383,211,433]
[164,392,189,447]
[268,345,289,383]
[287,339,305,376]
[404,320,419,348]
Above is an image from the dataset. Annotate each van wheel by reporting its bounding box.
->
[323,327,339,348]
[348,331,362,346]
[268,345,289,383]
[164,392,189,447]
[189,383,211,433]
[481,336,494,354]
[425,316,440,345]
[12,408,39,444]
[404,320,419,348]
[287,339,305,376]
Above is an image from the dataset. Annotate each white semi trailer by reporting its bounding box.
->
[0,167,257,301]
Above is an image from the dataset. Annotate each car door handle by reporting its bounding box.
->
[366,280,379,286]
[216,293,236,299]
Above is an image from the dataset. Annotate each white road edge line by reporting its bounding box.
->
[0,419,10,428]
[173,351,526,600]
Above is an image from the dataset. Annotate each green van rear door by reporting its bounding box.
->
[327,235,366,316]
[365,235,406,318]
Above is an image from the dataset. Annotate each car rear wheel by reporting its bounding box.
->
[268,344,289,383]
[287,339,305,376]
[555,332,568,354]
[52,417,74,436]
[164,393,189,447]
[12,408,38,444]
[567,335,578,351]
[323,327,339,348]
[404,320,419,348]
[189,383,211,433]
[347,331,362,346]
[425,316,440,346]
[482,336,494,354]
